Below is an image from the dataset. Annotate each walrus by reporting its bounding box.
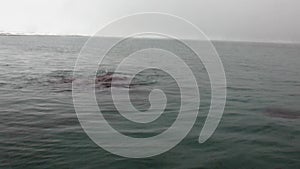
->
[263,107,299,119]
[95,72,127,88]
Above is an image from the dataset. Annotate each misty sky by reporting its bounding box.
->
[0,0,299,42]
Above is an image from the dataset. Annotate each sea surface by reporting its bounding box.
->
[0,35,299,169]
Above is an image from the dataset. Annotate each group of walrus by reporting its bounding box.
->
[59,72,129,88]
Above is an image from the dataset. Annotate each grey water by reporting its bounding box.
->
[0,35,299,169]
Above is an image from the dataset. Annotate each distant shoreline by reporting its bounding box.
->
[0,33,86,38]
[0,33,299,45]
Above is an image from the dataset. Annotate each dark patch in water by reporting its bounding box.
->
[264,107,300,119]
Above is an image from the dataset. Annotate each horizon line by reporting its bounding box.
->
[0,32,299,45]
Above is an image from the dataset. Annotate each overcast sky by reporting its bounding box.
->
[0,0,299,42]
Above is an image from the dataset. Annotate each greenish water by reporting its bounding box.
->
[0,35,299,169]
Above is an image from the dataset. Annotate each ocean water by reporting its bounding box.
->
[0,35,299,169]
